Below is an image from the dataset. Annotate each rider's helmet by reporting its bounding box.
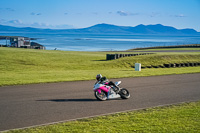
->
[96,74,102,81]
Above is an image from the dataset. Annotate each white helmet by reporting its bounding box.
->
[96,74,102,81]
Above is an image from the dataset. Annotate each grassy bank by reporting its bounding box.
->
[128,44,200,51]
[6,101,200,133]
[130,47,200,51]
[0,47,200,86]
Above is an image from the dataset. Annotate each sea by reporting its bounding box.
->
[0,32,200,51]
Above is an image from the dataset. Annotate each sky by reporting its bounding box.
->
[0,0,200,31]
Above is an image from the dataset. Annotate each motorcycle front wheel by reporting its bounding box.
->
[119,88,130,99]
[94,91,107,101]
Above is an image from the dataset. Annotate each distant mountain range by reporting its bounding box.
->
[0,23,199,35]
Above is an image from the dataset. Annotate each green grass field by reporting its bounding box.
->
[6,101,200,133]
[0,47,200,86]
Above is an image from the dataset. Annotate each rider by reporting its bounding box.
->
[96,74,120,93]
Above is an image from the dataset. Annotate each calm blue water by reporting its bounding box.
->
[0,32,200,51]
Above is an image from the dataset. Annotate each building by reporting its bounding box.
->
[10,36,31,47]
[0,36,45,50]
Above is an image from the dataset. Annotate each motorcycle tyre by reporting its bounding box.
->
[119,88,130,99]
[94,91,107,101]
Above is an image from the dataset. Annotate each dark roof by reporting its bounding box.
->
[31,42,44,47]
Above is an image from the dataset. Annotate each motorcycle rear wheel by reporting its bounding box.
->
[119,88,130,99]
[94,91,107,101]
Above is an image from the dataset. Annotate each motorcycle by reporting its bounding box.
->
[93,80,130,101]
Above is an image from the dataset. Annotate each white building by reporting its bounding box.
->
[10,36,31,47]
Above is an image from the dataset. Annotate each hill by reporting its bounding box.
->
[0,23,199,35]
[81,23,198,34]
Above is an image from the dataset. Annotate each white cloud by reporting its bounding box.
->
[169,14,186,18]
[0,8,15,12]
[49,24,75,29]
[5,8,15,12]
[36,13,42,16]
[174,14,186,17]
[117,11,129,16]
[149,12,160,17]
[0,19,74,29]
[117,11,139,16]
[8,19,23,24]
[30,12,42,16]
[0,19,23,26]
[29,22,74,29]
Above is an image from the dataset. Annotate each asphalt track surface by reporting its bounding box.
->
[0,73,200,131]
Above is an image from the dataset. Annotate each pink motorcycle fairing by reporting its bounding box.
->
[93,83,111,94]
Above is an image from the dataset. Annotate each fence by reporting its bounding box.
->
[106,53,154,60]
[142,62,200,69]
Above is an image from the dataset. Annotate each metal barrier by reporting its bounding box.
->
[106,53,154,60]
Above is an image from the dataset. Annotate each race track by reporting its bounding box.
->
[0,73,200,131]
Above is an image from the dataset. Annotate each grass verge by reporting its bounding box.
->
[0,47,200,86]
[6,101,200,133]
